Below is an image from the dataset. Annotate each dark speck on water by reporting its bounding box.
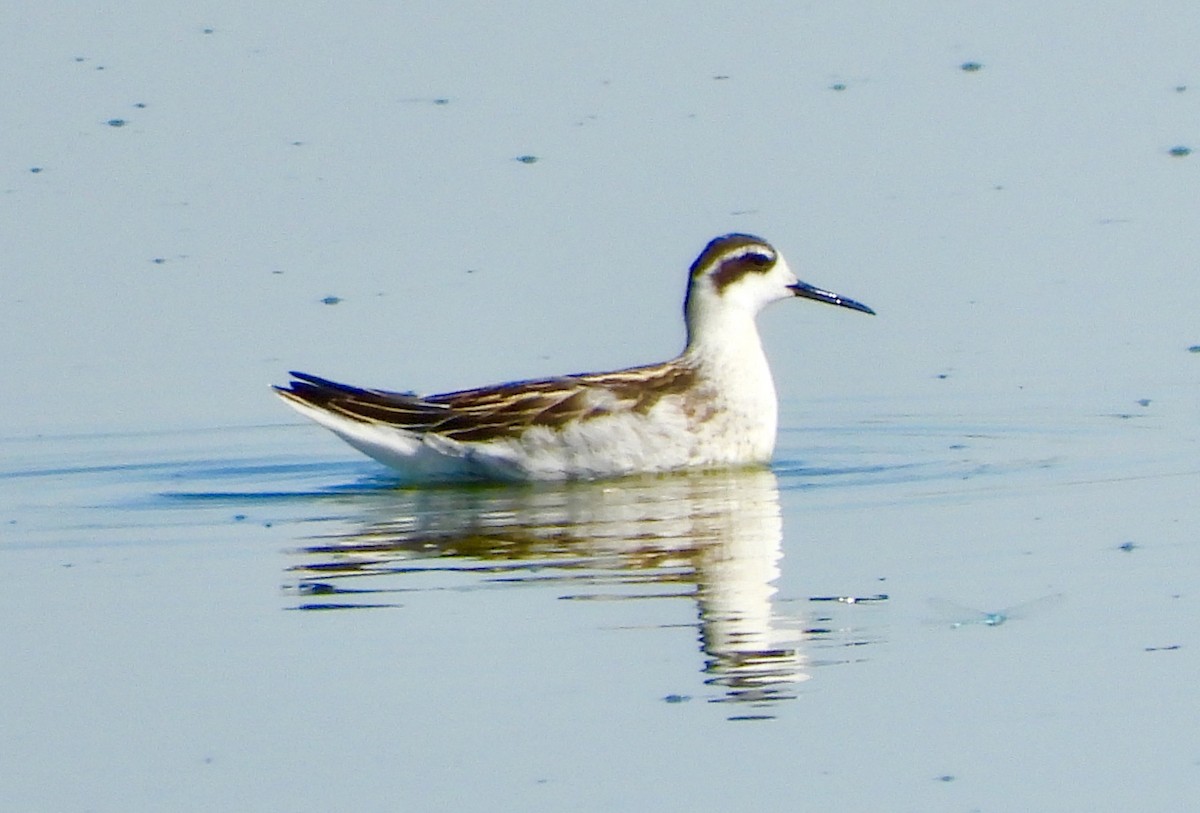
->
[321,296,342,305]
[152,257,166,265]
[1118,541,1138,552]
[433,98,450,105]
[30,167,43,174]
[1188,345,1200,353]
[515,155,539,164]
[1136,398,1151,407]
[960,61,983,72]
[830,82,847,91]
[106,119,127,127]
[297,583,338,596]
[1168,146,1191,156]
[663,694,690,704]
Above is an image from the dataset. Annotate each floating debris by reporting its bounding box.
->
[29,167,43,174]
[106,118,127,128]
[927,593,1064,628]
[1168,145,1192,157]
[295,582,338,596]
[960,61,983,72]
[1144,644,1181,652]
[514,154,539,164]
[809,593,889,605]
[321,295,342,305]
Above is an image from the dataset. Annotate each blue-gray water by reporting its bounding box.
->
[3,2,1199,810]
[4,395,1198,810]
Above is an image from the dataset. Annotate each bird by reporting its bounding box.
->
[275,233,873,481]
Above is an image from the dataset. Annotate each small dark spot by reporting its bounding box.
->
[298,583,338,595]
[271,269,284,275]
[1175,85,1187,92]
[1136,398,1151,407]
[713,75,730,80]
[960,61,983,72]
[321,295,342,305]
[935,373,949,380]
[291,141,305,147]
[936,774,956,782]
[74,56,86,63]
[95,66,105,71]
[202,27,214,34]
[1118,541,1137,552]
[29,167,43,174]
[466,268,478,274]
[133,102,147,109]
[432,97,450,105]
[1144,644,1181,652]
[233,514,246,522]
[1168,145,1192,157]
[515,154,539,164]
[1188,345,1200,353]
[663,694,690,704]
[152,257,166,265]
[106,118,127,127]
[830,82,847,91]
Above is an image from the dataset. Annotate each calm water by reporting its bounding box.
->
[4,394,1198,810]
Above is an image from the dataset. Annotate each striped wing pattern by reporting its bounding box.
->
[276,364,698,444]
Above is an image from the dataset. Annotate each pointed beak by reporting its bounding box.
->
[788,281,875,315]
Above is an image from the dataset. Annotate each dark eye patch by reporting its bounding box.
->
[711,250,776,292]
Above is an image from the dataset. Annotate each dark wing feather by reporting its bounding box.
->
[277,363,698,443]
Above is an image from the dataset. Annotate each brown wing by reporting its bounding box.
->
[276,364,698,444]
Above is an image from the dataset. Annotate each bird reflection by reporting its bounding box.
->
[286,468,808,711]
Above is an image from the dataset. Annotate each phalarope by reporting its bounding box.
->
[276,233,873,481]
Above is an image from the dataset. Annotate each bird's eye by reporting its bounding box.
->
[744,251,773,267]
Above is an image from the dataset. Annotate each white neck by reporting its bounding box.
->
[681,302,777,425]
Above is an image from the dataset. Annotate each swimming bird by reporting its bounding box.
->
[275,233,873,481]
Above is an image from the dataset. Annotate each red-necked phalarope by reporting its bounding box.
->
[276,233,873,481]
